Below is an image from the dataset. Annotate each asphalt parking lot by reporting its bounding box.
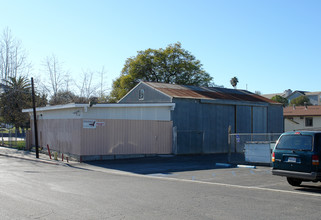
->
[86,154,321,196]
[2,151,321,219]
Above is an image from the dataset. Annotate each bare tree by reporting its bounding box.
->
[64,72,72,92]
[99,67,105,98]
[98,66,110,101]
[77,70,97,100]
[0,27,31,82]
[74,67,110,103]
[43,54,67,98]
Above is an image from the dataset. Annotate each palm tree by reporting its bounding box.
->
[0,76,31,132]
[230,77,239,89]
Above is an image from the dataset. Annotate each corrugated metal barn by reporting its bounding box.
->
[119,82,284,154]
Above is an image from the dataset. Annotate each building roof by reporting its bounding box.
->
[22,103,176,113]
[261,93,283,99]
[286,90,309,99]
[262,89,293,99]
[305,91,321,96]
[144,82,279,104]
[284,105,321,117]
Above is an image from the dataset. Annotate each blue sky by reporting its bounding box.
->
[1,0,321,95]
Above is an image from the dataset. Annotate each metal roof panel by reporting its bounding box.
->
[144,82,279,104]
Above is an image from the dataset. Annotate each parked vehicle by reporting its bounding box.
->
[272,131,321,186]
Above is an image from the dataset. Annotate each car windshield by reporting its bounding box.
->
[276,135,313,151]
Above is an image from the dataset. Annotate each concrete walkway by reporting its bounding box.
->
[0,146,78,166]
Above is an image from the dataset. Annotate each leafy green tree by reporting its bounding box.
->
[230,76,238,89]
[290,95,311,106]
[109,42,213,102]
[271,95,289,107]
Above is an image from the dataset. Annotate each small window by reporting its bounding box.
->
[139,89,144,100]
[305,117,313,127]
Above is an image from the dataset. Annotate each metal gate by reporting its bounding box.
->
[228,133,282,165]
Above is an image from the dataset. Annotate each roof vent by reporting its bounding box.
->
[293,104,295,110]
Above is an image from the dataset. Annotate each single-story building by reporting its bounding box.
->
[23,103,175,161]
[284,105,321,131]
[119,82,284,154]
[24,82,284,161]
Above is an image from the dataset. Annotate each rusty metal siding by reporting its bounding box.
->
[143,82,279,104]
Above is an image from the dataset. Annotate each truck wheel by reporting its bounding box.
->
[287,177,302,186]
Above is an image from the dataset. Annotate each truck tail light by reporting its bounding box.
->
[272,152,275,162]
[312,155,319,166]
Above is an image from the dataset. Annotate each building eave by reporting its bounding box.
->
[22,103,89,113]
[22,103,176,113]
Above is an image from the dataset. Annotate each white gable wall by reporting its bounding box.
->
[285,116,321,131]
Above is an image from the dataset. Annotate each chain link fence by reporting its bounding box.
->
[0,128,27,150]
[228,133,282,165]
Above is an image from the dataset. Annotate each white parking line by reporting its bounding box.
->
[154,176,321,198]
[77,165,321,198]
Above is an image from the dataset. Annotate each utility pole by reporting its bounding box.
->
[31,77,39,158]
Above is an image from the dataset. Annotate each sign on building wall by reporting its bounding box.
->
[96,122,105,127]
[83,120,96,129]
[83,120,105,129]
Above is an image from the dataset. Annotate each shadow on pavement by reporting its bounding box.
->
[295,184,321,194]
[86,154,233,175]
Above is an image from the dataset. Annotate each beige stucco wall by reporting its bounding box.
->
[284,116,321,131]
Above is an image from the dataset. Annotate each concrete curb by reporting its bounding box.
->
[0,152,67,166]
